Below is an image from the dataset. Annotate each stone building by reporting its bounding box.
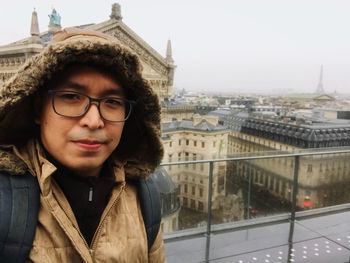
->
[0,3,175,102]
[161,115,245,222]
[161,100,196,123]
[223,112,350,210]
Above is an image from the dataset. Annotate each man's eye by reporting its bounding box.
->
[58,93,82,100]
[105,98,124,106]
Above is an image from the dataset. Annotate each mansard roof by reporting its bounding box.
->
[151,167,177,194]
[241,117,350,147]
[162,119,228,133]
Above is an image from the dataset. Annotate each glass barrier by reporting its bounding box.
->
[160,148,350,235]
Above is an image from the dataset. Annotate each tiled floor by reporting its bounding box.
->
[165,211,350,263]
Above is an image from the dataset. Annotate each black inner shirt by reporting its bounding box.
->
[47,153,116,245]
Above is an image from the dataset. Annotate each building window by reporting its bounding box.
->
[202,142,205,148]
[170,141,172,147]
[186,139,189,145]
[183,197,188,206]
[198,201,204,211]
[190,199,196,209]
[194,141,197,147]
[179,139,181,146]
[213,141,216,147]
[192,186,195,195]
[184,184,188,193]
[307,164,312,173]
[200,188,203,197]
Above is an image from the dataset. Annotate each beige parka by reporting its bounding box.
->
[0,28,165,262]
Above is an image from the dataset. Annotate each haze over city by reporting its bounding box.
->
[0,0,349,94]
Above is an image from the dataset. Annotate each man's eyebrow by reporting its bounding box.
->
[59,80,85,90]
[102,88,124,97]
[59,81,124,97]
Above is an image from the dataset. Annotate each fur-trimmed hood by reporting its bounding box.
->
[0,27,163,178]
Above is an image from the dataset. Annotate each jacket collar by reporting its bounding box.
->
[4,138,126,196]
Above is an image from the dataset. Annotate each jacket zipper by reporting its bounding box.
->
[89,183,125,257]
[88,186,93,202]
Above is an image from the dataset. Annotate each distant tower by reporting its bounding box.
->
[315,65,325,94]
[29,8,42,44]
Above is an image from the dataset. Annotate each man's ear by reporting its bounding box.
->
[33,93,42,125]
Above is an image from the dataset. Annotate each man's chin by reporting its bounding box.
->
[65,162,104,177]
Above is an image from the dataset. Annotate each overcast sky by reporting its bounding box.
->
[1,0,350,94]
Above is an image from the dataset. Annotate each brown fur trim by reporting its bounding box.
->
[0,150,28,175]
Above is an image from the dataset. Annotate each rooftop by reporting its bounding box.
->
[162,119,228,133]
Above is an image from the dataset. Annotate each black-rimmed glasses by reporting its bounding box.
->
[48,90,135,122]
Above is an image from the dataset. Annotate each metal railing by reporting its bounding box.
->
[161,148,350,262]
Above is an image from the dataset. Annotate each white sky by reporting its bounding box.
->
[0,0,350,94]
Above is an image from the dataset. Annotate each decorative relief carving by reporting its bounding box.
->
[0,57,25,68]
[0,72,15,82]
[112,28,168,76]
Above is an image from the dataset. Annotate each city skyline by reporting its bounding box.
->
[0,0,350,94]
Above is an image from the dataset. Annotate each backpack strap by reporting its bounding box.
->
[137,175,161,251]
[0,171,40,263]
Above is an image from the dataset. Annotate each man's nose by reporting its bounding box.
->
[79,103,104,129]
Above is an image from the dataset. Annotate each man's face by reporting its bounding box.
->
[37,65,125,177]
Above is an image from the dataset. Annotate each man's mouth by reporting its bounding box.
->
[73,139,104,151]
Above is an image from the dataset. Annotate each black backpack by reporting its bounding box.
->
[0,171,161,263]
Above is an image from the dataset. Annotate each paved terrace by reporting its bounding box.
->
[164,205,350,263]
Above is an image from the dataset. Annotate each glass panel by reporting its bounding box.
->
[298,151,350,211]
[161,149,350,234]
[162,160,211,232]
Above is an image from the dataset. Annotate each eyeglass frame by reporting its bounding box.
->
[47,90,136,122]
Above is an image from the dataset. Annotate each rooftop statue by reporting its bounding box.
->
[110,3,122,20]
[48,8,61,26]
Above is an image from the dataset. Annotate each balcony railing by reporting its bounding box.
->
[160,148,350,262]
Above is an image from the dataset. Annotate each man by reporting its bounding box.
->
[0,27,165,262]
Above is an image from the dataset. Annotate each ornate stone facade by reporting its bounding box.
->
[0,4,175,102]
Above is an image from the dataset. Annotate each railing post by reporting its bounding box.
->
[291,155,300,222]
[289,155,300,243]
[205,161,214,262]
[247,161,252,219]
